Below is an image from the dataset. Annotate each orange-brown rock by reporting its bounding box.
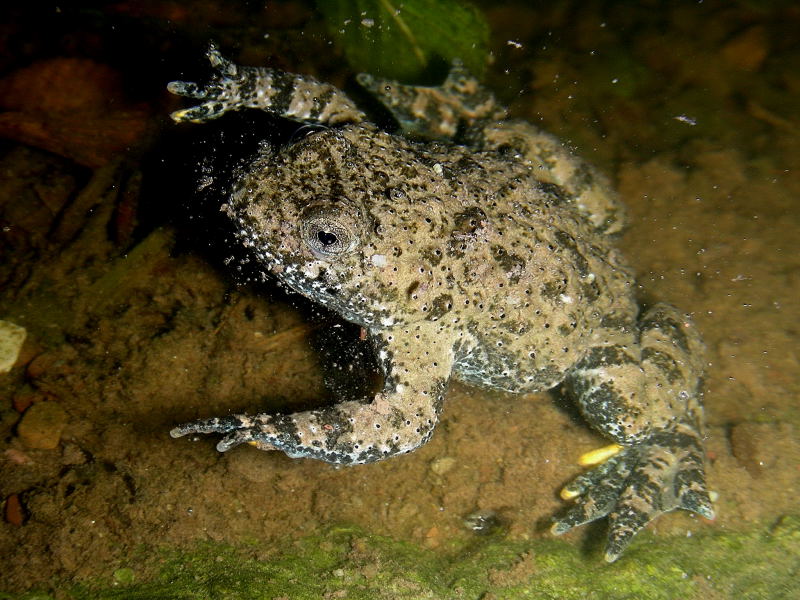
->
[0,58,152,167]
[16,401,68,450]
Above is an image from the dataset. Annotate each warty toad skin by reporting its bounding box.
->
[167,44,714,561]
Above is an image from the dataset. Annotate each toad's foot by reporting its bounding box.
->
[170,394,441,466]
[169,407,433,465]
[170,411,365,461]
[170,414,280,452]
[551,421,714,562]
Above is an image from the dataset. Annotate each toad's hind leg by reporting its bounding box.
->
[477,121,626,234]
[556,303,714,561]
[358,65,624,234]
[356,60,506,140]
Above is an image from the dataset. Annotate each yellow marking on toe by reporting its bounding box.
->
[170,109,205,123]
[560,486,580,501]
[578,443,623,466]
[247,441,259,447]
[170,109,190,121]
[558,444,624,501]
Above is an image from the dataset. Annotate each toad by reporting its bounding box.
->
[168,44,714,561]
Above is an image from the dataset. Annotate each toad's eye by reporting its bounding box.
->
[316,230,339,247]
[303,216,352,257]
[300,200,363,259]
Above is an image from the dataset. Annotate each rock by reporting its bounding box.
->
[12,389,56,413]
[3,448,32,465]
[721,26,768,72]
[0,319,26,373]
[61,442,89,466]
[17,402,67,450]
[0,58,152,167]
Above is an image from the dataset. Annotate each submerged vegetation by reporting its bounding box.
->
[318,0,489,82]
[6,516,794,600]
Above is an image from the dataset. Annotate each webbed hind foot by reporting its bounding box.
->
[552,421,714,562]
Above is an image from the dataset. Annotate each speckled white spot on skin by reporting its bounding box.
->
[300,262,321,278]
[370,254,387,267]
[580,367,609,380]
[432,163,443,176]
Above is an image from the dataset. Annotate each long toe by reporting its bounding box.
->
[604,504,652,562]
[169,415,245,438]
[216,428,259,452]
[562,450,632,498]
[552,492,615,535]
[679,487,715,519]
[166,80,204,98]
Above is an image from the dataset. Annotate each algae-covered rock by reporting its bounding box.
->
[67,519,800,600]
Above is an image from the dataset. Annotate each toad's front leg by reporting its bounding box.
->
[556,303,714,561]
[171,325,455,465]
[168,42,366,126]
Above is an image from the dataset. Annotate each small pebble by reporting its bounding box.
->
[17,402,67,450]
[4,493,25,526]
[464,510,502,535]
[429,456,456,476]
[0,319,26,373]
[3,448,32,465]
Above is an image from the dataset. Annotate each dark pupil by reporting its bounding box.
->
[317,230,338,246]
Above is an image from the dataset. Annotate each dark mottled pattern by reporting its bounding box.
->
[168,46,713,562]
[641,348,683,384]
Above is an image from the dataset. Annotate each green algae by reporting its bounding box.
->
[22,516,793,600]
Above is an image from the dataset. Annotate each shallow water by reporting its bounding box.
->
[1,1,798,597]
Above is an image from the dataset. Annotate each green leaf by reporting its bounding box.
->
[317,0,489,83]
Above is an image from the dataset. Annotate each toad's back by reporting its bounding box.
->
[282,123,638,394]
